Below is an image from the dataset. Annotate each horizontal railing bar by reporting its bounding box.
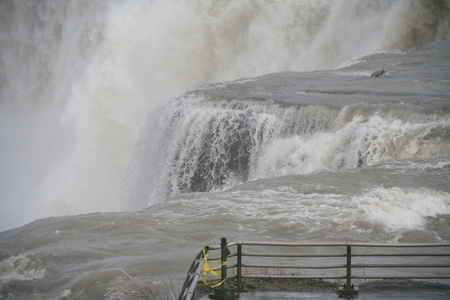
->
[201,274,450,283]
[237,253,450,258]
[224,252,450,258]
[236,264,450,269]
[241,274,346,280]
[349,243,450,248]
[207,274,450,280]
[199,276,244,285]
[232,264,450,269]
[199,275,238,284]
[351,264,450,268]
[230,264,450,270]
[352,253,450,257]
[241,264,346,269]
[232,241,450,248]
[239,264,450,269]
[234,241,346,247]
[207,246,221,251]
[239,253,346,258]
[352,275,450,279]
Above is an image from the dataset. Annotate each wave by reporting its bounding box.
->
[0,253,47,282]
[355,187,450,233]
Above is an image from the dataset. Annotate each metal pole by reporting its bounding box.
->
[338,244,358,296]
[346,245,352,289]
[185,259,205,300]
[221,237,228,282]
[237,244,242,288]
[179,248,206,300]
[209,237,239,299]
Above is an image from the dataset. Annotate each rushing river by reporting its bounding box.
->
[1,1,449,299]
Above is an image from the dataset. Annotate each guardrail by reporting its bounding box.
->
[178,247,208,300]
[179,239,450,299]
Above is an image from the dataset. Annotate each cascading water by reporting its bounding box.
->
[123,65,450,209]
[1,0,449,231]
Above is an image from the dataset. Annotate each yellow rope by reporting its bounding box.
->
[199,247,227,287]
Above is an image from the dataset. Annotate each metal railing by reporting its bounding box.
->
[178,247,209,300]
[184,240,450,296]
[179,240,450,298]
[228,241,450,290]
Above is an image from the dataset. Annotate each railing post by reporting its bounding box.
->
[220,238,228,282]
[346,245,352,289]
[209,237,239,299]
[338,244,358,297]
[237,243,242,288]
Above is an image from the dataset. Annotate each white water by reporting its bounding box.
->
[1,0,449,231]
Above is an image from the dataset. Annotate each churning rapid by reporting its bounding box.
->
[1,0,450,299]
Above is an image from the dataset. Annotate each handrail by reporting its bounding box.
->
[233,241,450,247]
[178,247,208,300]
[188,240,450,297]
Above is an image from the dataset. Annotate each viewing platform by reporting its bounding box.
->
[179,238,450,300]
